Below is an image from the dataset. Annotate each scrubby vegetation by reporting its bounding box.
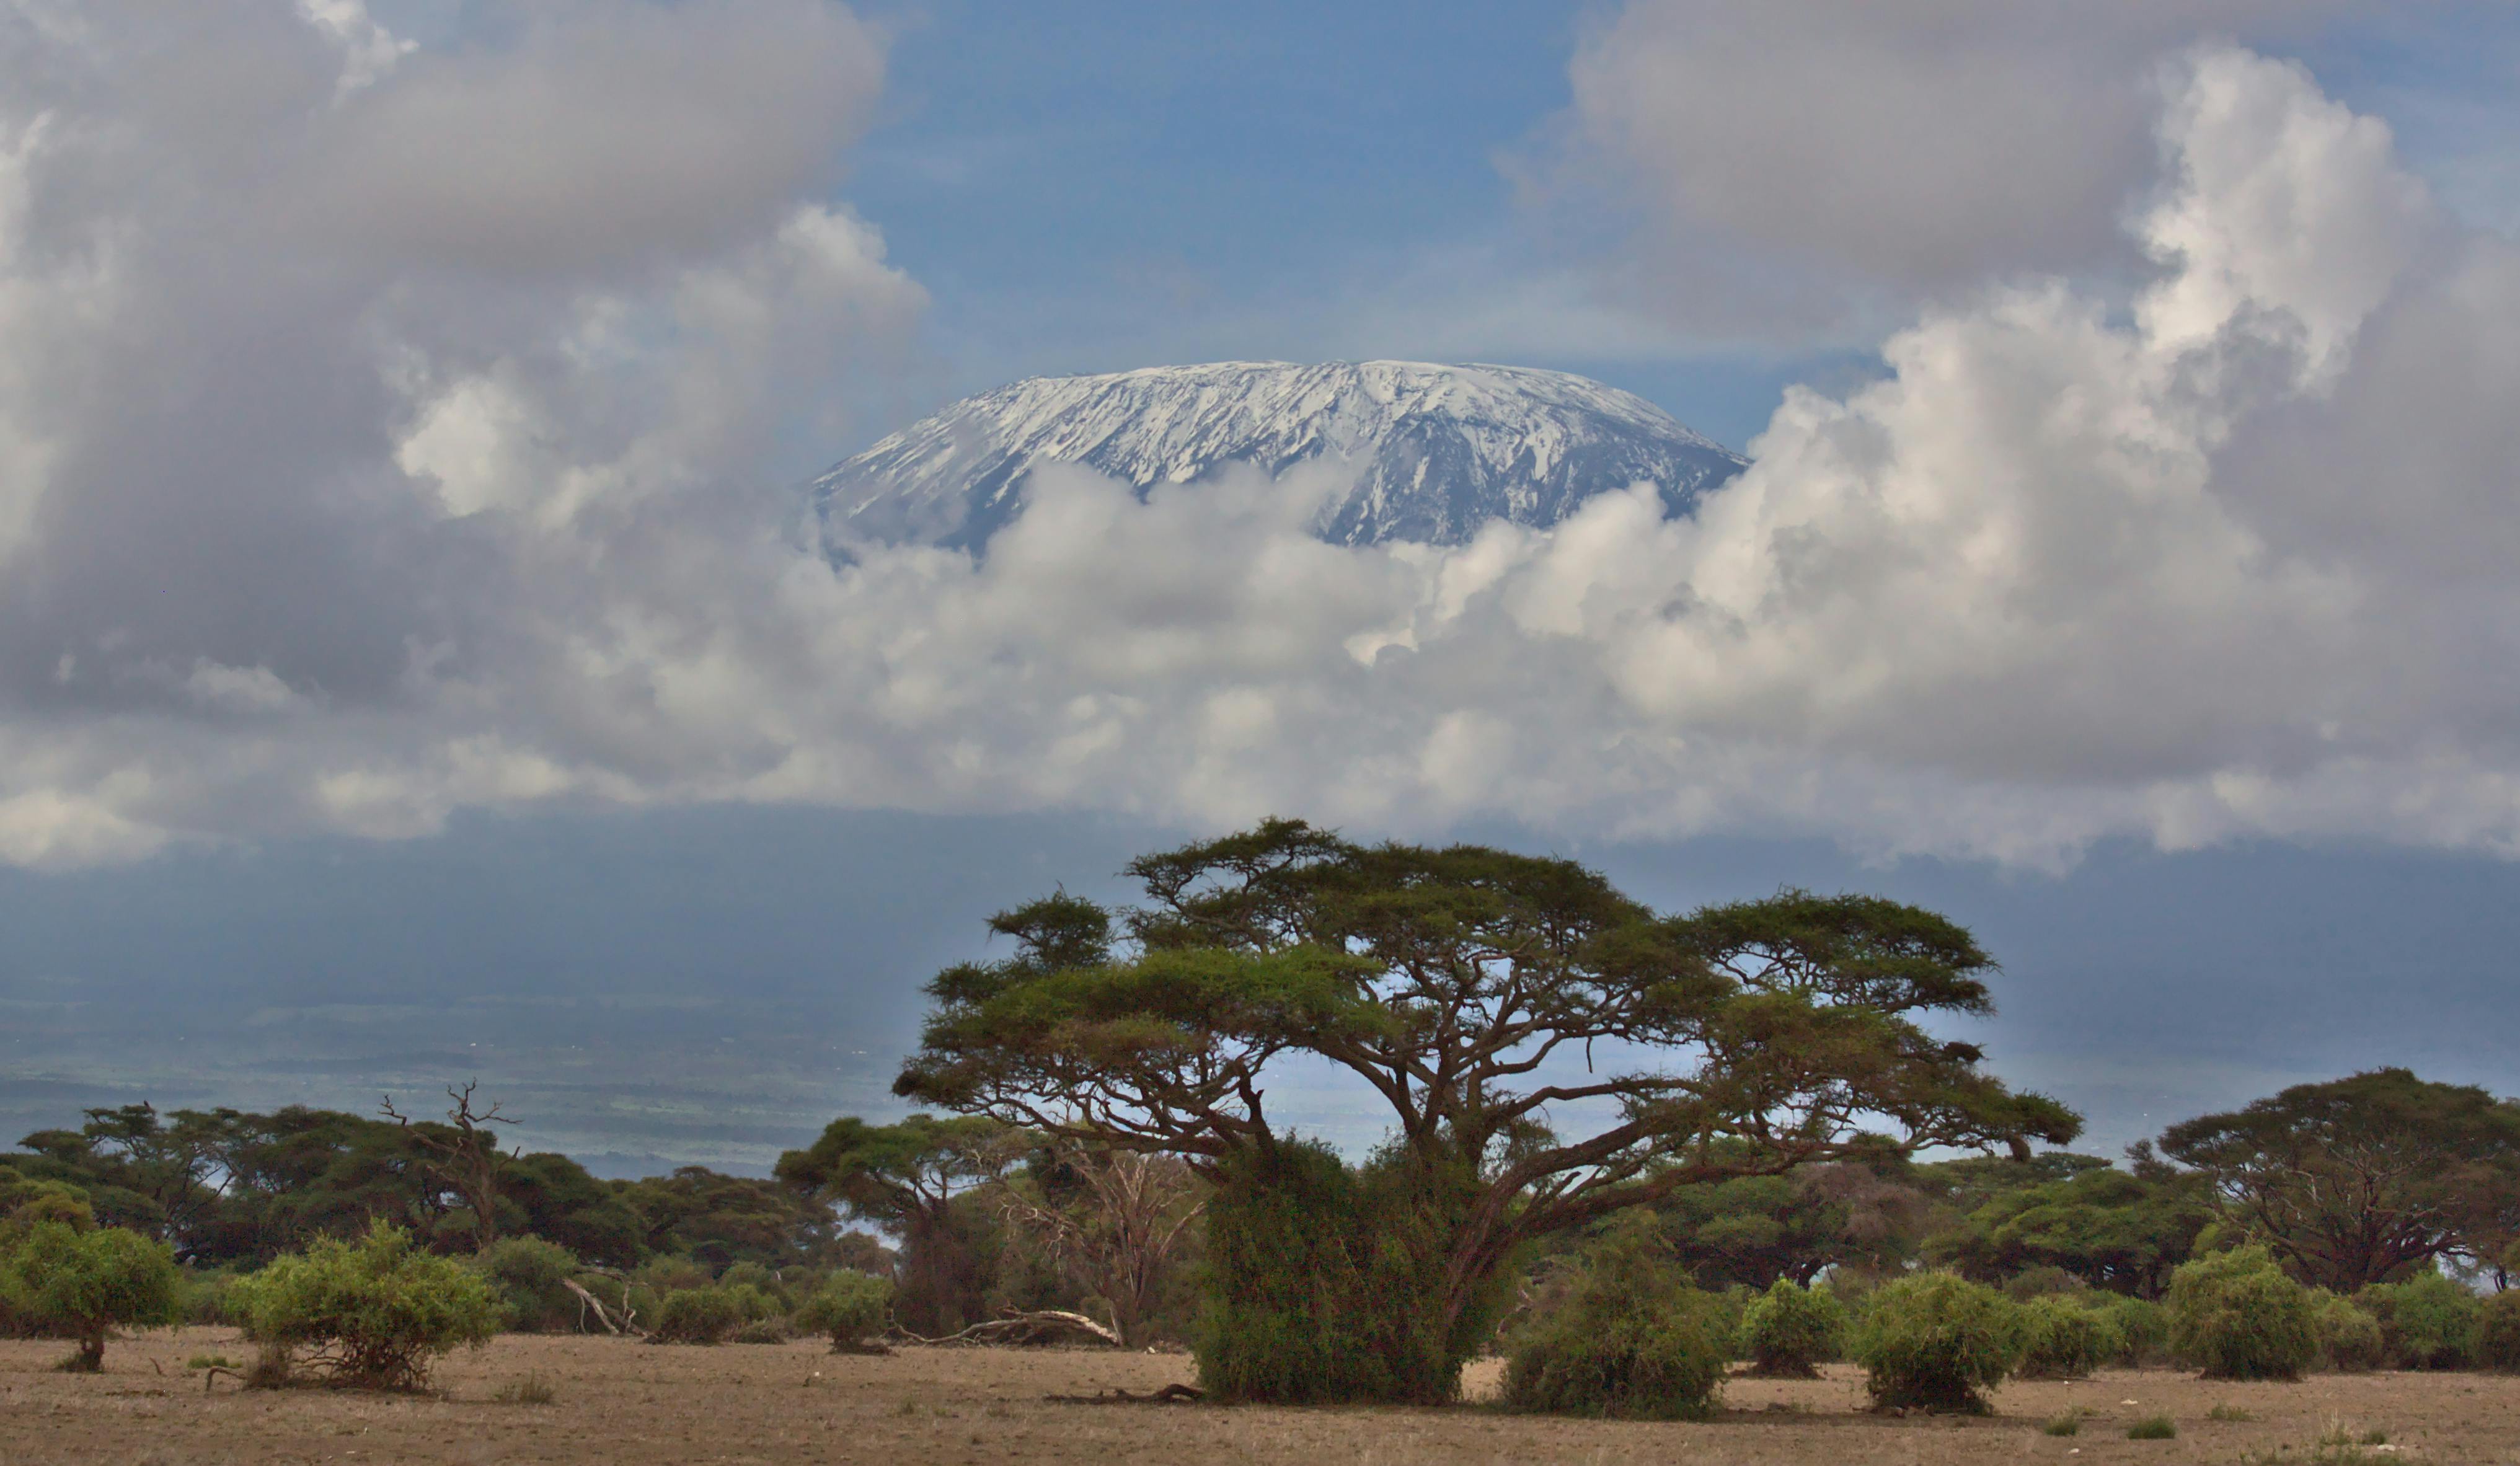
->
[1500,1232,1733,1420]
[1850,1271,2025,1413]
[229,1222,500,1390]
[11,824,2520,1426]
[1740,1278,1844,1377]
[2167,1247,2319,1381]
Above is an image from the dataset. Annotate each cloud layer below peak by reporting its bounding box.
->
[0,19,2514,873]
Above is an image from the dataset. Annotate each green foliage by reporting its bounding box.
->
[1850,1271,2025,1413]
[1940,1165,2212,1298]
[774,1114,1004,1335]
[476,1235,586,1333]
[2,1221,180,1369]
[1740,1278,1844,1377]
[2128,1415,2178,1440]
[2474,1287,2520,1372]
[1501,1235,1733,1420]
[1196,1141,1505,1405]
[896,821,2079,1405]
[2106,1294,2169,1365]
[2042,1414,2082,1436]
[648,1284,748,1345]
[2159,1069,2520,1292]
[795,1271,894,1352]
[2311,1291,2385,1372]
[2358,1272,2480,1370]
[2165,1246,2317,1381]
[229,1221,500,1390]
[2017,1295,2123,1380]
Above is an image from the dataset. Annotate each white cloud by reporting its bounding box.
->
[0,19,2516,875]
[1552,1,2430,338]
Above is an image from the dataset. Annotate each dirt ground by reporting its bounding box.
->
[5,1328,2518,1465]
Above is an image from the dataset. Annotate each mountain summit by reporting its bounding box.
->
[811,360,1747,551]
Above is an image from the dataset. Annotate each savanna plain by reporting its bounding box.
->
[6,1331,2516,1466]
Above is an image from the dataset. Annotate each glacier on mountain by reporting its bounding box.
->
[810,360,1748,552]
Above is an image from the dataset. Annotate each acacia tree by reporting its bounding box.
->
[774,1114,1008,1334]
[895,820,2078,1402]
[380,1084,516,1255]
[2157,1069,2520,1291]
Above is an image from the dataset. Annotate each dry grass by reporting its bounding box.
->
[6,1327,2520,1464]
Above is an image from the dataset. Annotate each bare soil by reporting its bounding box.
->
[5,1328,2517,1465]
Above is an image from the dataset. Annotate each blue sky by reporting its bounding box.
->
[5,1,2520,1171]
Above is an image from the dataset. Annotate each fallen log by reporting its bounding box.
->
[898,1309,1125,1348]
[1045,1383,1205,1405]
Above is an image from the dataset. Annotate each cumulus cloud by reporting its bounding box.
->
[0,15,2515,874]
[1553,0,2423,337]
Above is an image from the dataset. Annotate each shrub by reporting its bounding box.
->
[2107,1296,2169,1366]
[1740,1278,1844,1377]
[1849,1271,2025,1414]
[648,1285,747,1345]
[2128,1415,2177,1440]
[2475,1288,2520,1372]
[795,1271,894,1353]
[229,1221,500,1390]
[718,1262,794,1311]
[2017,1296,2123,1380]
[2359,1273,2479,1370]
[3,1222,180,1371]
[1501,1243,1733,1420]
[180,1269,239,1327]
[2310,1291,2385,1372]
[731,1317,793,1344]
[477,1236,583,1333]
[2165,1247,2316,1381]
[2042,1414,2081,1437]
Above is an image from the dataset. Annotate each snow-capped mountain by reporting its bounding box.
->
[811,360,1747,551]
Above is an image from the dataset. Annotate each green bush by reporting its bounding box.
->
[3,1222,180,1371]
[1850,1271,2025,1414]
[2107,1296,2169,1366]
[2127,1414,2177,1440]
[2165,1247,2316,1381]
[718,1262,794,1312]
[2475,1289,2520,1372]
[2311,1291,2385,1372]
[1196,1142,1506,1405]
[229,1221,500,1390]
[180,1268,239,1328]
[476,1236,584,1333]
[1500,1250,1734,1421]
[648,1285,747,1345]
[2002,1266,2087,1301]
[2359,1273,2480,1370]
[2017,1296,2122,1380]
[1740,1278,1844,1377]
[794,1271,894,1353]
[731,1317,793,1344]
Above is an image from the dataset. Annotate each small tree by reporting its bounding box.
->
[2106,1294,2168,1365]
[2165,1246,2316,1380]
[1740,1278,1845,1377]
[1851,1271,2025,1413]
[231,1221,499,1390]
[1501,1235,1733,1420]
[4,1222,180,1371]
[794,1271,894,1353]
[2016,1296,2121,1379]
[774,1115,1006,1335]
[379,1084,516,1256]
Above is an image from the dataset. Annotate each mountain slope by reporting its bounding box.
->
[811,360,1747,550]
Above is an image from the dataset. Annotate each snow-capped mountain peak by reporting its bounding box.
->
[811,360,1747,550]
